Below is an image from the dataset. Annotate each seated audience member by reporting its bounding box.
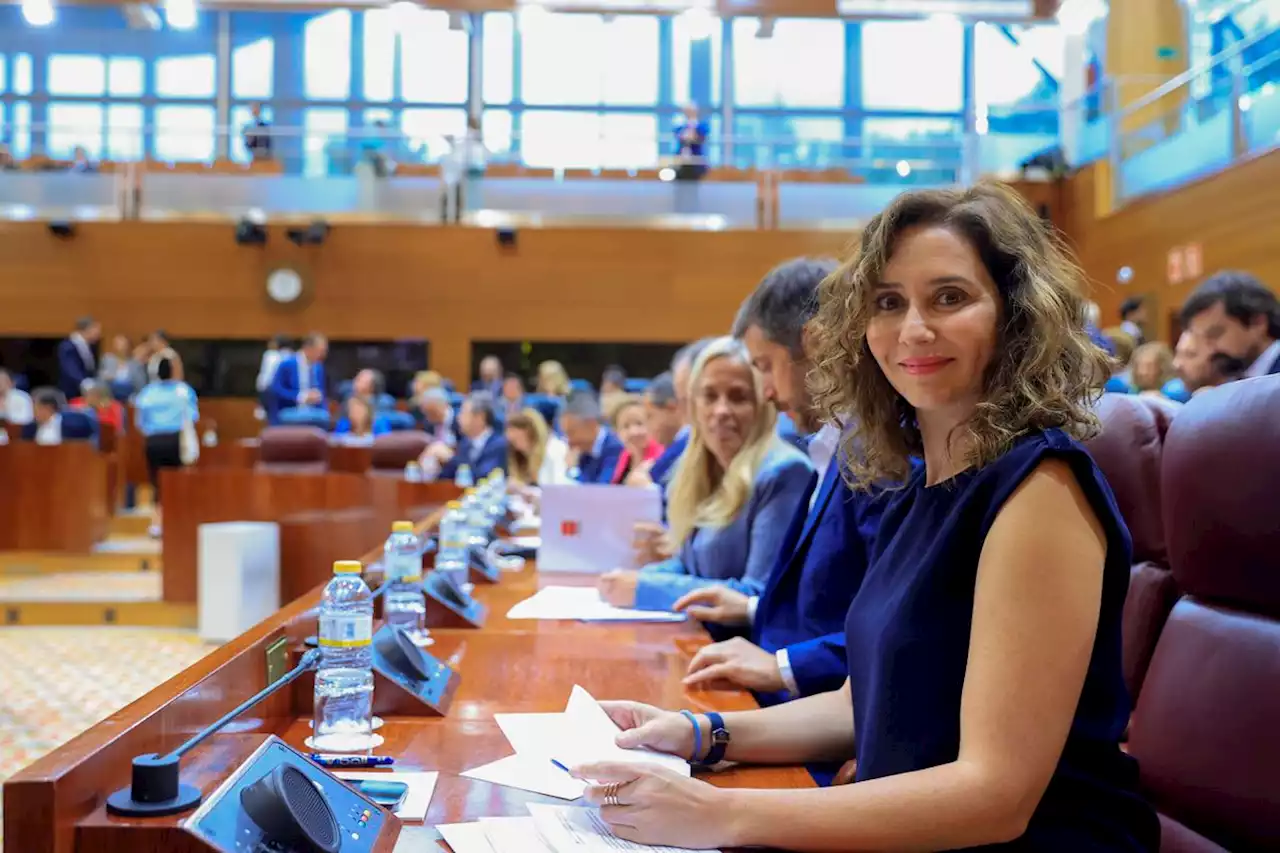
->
[1100,326,1137,393]
[535,360,571,399]
[414,387,456,445]
[571,183,1158,853]
[350,368,385,404]
[334,395,390,440]
[411,369,443,399]
[419,392,506,481]
[22,388,67,445]
[268,332,328,424]
[505,409,570,487]
[597,336,814,612]
[1127,342,1175,397]
[475,355,504,398]
[69,145,97,173]
[1180,269,1280,377]
[600,365,628,422]
[624,373,680,488]
[0,369,33,425]
[1119,295,1147,345]
[645,338,713,488]
[72,380,125,435]
[1172,331,1246,396]
[672,257,888,712]
[611,395,664,485]
[500,372,525,421]
[99,334,145,398]
[561,392,625,483]
[134,358,198,535]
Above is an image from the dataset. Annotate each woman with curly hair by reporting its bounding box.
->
[565,182,1158,852]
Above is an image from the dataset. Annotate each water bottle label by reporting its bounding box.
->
[318,613,372,648]
[387,554,421,583]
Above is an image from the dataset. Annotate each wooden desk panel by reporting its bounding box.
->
[0,442,109,552]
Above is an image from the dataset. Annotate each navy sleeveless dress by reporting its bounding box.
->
[844,429,1159,851]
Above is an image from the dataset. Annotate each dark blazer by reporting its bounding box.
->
[441,431,507,481]
[21,410,100,447]
[575,427,625,484]
[57,337,94,399]
[648,427,688,486]
[267,355,327,425]
[753,450,888,706]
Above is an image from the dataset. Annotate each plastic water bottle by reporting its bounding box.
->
[454,463,474,488]
[435,501,468,588]
[382,521,425,637]
[404,461,422,483]
[313,560,374,752]
[462,492,491,551]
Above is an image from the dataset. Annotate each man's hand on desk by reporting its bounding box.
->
[632,521,671,566]
[598,569,640,607]
[301,389,322,406]
[683,637,785,693]
[672,586,751,626]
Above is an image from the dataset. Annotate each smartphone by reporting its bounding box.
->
[356,779,409,810]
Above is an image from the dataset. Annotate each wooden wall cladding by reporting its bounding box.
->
[1063,150,1280,339]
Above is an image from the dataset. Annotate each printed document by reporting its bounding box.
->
[507,586,686,623]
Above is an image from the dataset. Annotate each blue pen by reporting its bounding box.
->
[550,759,572,774]
[310,753,395,768]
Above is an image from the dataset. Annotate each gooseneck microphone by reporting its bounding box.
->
[106,648,322,817]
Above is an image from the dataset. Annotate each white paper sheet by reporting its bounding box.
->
[460,754,586,800]
[335,771,439,821]
[560,686,691,777]
[539,484,661,573]
[480,816,559,853]
[393,825,446,853]
[434,822,496,853]
[506,586,686,623]
[528,804,720,853]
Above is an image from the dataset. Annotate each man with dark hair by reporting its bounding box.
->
[671,257,889,764]
[420,391,507,481]
[642,372,681,448]
[1181,270,1280,377]
[267,332,328,424]
[23,388,67,445]
[561,391,624,483]
[57,316,100,399]
[1119,296,1147,345]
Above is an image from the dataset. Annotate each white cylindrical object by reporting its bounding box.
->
[198,522,280,644]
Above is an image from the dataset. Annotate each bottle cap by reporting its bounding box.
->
[447,500,462,509]
[333,560,363,574]
[392,521,414,533]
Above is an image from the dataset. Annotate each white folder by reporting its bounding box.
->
[537,484,661,573]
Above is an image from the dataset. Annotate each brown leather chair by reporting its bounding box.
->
[1088,393,1179,704]
[255,426,330,474]
[369,431,431,476]
[1128,376,1280,852]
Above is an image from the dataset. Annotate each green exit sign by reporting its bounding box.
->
[1157,46,1180,60]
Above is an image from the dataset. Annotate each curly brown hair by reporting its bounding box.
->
[809,180,1110,490]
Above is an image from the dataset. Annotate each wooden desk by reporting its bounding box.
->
[0,442,109,552]
[5,510,812,853]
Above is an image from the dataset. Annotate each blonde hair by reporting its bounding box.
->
[537,360,571,397]
[1101,327,1137,366]
[1129,342,1175,391]
[415,370,443,392]
[506,408,550,486]
[665,336,779,551]
[810,181,1110,490]
[609,394,645,430]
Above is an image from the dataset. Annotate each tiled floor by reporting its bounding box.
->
[0,627,218,842]
[0,571,161,601]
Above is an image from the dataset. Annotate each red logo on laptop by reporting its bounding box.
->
[561,520,580,537]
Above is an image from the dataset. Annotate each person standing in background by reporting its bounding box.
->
[135,357,199,539]
[476,355,504,399]
[1119,296,1147,346]
[244,102,273,162]
[99,334,146,399]
[57,316,100,399]
[256,335,291,420]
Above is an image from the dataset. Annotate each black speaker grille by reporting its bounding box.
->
[280,765,339,851]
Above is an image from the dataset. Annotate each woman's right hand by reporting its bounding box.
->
[599,700,696,759]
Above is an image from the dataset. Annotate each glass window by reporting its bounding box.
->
[154,105,216,162]
[11,102,31,158]
[363,9,395,102]
[229,104,273,163]
[14,54,33,96]
[483,12,514,104]
[107,57,144,97]
[303,107,347,176]
[304,10,352,100]
[862,18,964,111]
[400,9,470,103]
[47,103,104,159]
[482,109,512,159]
[522,13,659,106]
[0,55,6,93]
[106,104,144,161]
[863,117,962,161]
[232,37,274,100]
[974,22,1062,112]
[401,107,466,162]
[733,18,844,108]
[48,55,107,96]
[673,11,722,105]
[730,115,843,167]
[155,55,217,98]
[521,111,658,168]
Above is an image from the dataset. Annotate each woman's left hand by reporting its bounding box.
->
[575,762,734,850]
[598,570,640,607]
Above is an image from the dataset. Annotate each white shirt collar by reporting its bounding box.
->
[591,425,609,457]
[36,414,62,445]
[1245,339,1280,379]
[469,428,492,459]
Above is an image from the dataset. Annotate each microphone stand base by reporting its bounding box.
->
[106,783,203,817]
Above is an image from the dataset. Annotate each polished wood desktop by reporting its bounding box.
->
[4,507,813,853]
[0,441,109,552]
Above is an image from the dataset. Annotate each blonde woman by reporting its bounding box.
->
[1128,341,1175,395]
[536,360,571,398]
[504,408,570,486]
[598,336,814,612]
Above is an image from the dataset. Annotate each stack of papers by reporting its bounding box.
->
[507,586,687,623]
[436,805,719,853]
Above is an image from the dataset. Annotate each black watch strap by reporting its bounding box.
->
[697,711,729,767]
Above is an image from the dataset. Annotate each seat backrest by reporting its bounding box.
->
[369,431,431,473]
[1128,376,1280,852]
[278,407,332,430]
[382,410,417,433]
[256,426,330,474]
[60,409,100,447]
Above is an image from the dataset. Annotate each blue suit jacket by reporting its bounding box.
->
[442,431,508,481]
[575,428,625,484]
[57,338,93,399]
[268,356,327,425]
[21,410,100,447]
[649,428,688,486]
[753,455,888,705]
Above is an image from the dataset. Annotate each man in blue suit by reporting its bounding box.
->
[21,388,98,446]
[561,392,623,483]
[267,332,328,425]
[57,316,100,400]
[421,392,506,481]
[1181,270,1280,378]
[673,257,888,709]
